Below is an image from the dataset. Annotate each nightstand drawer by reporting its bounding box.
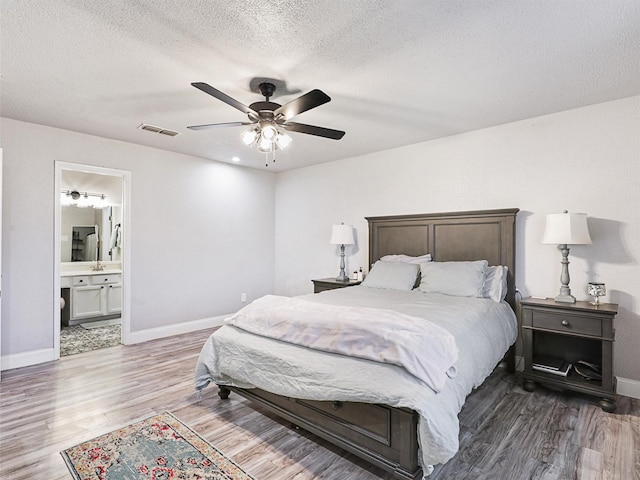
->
[531,310,601,336]
[312,278,361,293]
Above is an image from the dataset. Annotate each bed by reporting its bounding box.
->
[195,208,519,479]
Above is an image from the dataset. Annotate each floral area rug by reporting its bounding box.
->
[61,412,255,480]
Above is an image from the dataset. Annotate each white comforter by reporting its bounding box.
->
[195,287,517,473]
[225,294,458,392]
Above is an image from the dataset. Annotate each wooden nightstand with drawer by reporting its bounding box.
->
[312,277,362,293]
[521,297,618,412]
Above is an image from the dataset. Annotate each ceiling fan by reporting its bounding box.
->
[187,81,345,155]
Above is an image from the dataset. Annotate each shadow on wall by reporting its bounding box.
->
[587,217,635,266]
[586,217,636,310]
[609,294,639,380]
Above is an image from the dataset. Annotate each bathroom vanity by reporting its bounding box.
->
[61,264,122,326]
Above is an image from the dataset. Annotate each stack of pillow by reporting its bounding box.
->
[361,254,508,303]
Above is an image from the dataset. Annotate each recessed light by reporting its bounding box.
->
[232,156,240,163]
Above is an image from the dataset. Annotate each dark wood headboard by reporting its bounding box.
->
[366,208,519,308]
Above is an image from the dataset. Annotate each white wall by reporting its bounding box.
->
[1,118,276,358]
[275,96,640,382]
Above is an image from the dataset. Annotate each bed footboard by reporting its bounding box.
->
[219,386,422,480]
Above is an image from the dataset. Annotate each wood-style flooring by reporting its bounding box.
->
[0,329,638,480]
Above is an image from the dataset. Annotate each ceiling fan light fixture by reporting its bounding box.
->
[241,128,259,146]
[276,132,292,150]
[257,136,273,153]
[188,81,345,165]
[260,123,278,140]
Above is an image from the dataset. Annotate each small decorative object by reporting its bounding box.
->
[541,210,592,303]
[330,223,355,282]
[588,282,606,306]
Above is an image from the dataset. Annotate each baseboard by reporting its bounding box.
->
[1,315,228,372]
[616,376,640,400]
[125,314,228,345]
[1,348,56,371]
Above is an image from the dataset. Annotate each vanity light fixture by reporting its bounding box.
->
[61,190,106,209]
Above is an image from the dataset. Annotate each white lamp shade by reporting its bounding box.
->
[330,224,355,245]
[542,212,592,245]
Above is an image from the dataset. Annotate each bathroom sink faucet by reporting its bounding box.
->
[92,260,104,271]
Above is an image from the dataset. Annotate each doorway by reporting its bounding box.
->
[54,162,131,358]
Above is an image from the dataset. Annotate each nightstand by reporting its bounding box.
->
[521,297,618,412]
[312,277,362,293]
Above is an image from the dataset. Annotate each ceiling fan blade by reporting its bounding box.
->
[274,89,331,120]
[187,121,253,131]
[282,122,345,140]
[191,82,258,120]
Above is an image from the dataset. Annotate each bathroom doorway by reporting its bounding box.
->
[54,162,131,358]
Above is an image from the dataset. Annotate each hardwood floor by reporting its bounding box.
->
[0,329,638,479]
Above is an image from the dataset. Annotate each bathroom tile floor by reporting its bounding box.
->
[60,323,121,356]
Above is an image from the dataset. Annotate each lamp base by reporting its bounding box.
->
[335,275,350,283]
[554,293,576,303]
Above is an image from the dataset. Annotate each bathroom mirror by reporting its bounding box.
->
[71,225,98,261]
[61,205,114,262]
[61,169,124,264]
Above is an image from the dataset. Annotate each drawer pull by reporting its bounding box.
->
[561,320,570,327]
[332,401,343,411]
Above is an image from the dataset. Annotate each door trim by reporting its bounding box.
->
[54,162,132,358]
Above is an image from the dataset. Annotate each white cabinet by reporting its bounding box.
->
[69,273,122,321]
[72,285,105,319]
[106,283,122,315]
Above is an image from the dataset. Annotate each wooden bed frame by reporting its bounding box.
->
[218,208,519,479]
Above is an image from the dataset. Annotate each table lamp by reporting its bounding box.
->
[542,210,592,303]
[330,223,355,282]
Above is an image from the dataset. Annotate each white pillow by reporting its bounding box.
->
[380,253,432,264]
[361,261,421,291]
[379,254,432,288]
[484,265,509,302]
[418,260,488,297]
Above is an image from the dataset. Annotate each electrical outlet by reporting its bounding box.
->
[241,293,247,302]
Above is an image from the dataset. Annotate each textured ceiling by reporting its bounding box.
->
[2,1,639,172]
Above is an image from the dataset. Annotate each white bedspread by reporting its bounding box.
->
[195,287,517,473]
[225,294,458,392]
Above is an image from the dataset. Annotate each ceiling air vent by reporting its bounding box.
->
[138,123,180,137]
